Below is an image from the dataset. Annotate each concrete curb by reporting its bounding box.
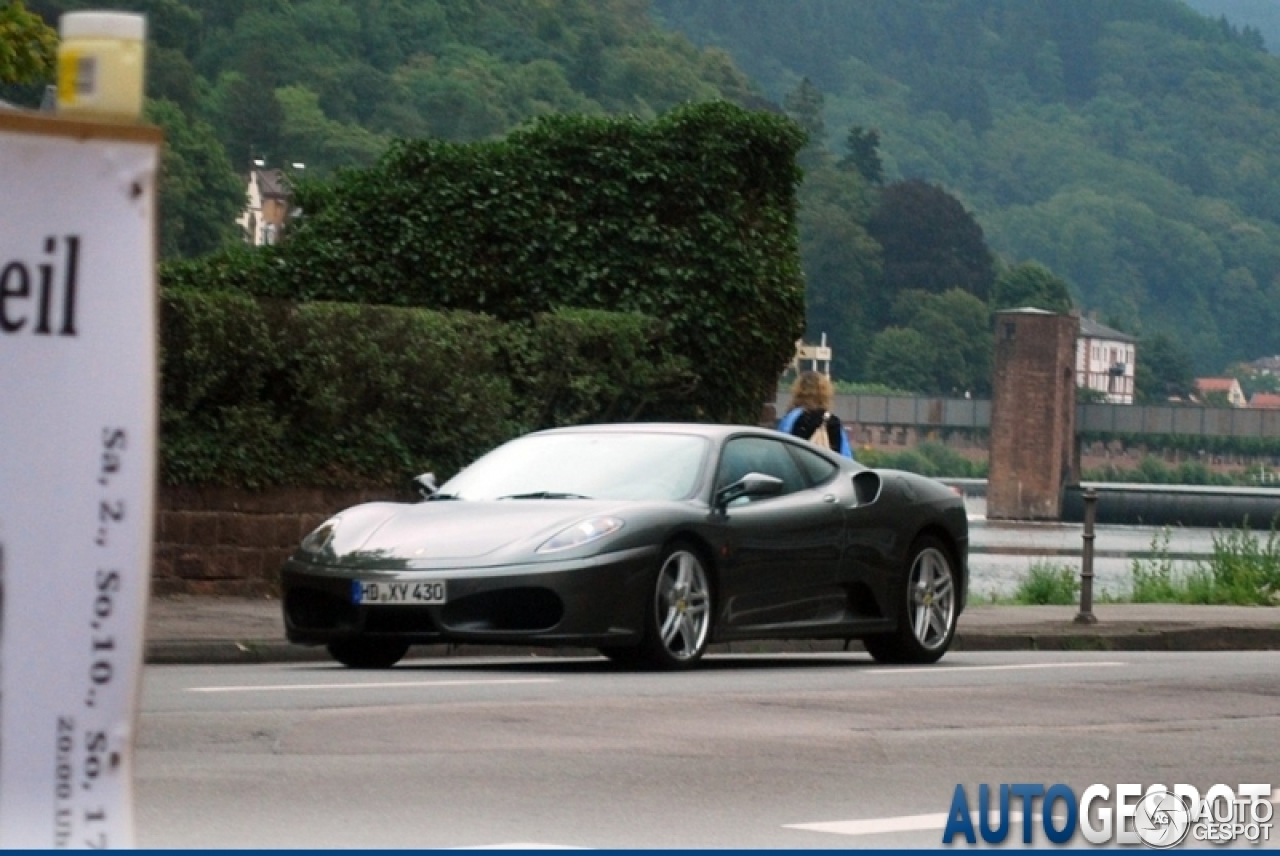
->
[145,626,1280,665]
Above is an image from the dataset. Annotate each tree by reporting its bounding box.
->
[990,261,1074,313]
[146,99,246,260]
[783,76,824,142]
[1134,332,1195,403]
[837,125,884,185]
[783,76,826,168]
[866,179,995,328]
[865,327,935,394]
[798,165,881,380]
[0,1,55,85]
[864,289,992,395]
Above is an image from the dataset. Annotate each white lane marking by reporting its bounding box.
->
[870,661,1126,676]
[188,678,559,693]
[788,811,1025,837]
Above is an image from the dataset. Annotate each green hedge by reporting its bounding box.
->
[1079,431,1280,458]
[162,101,806,424]
[160,290,691,488]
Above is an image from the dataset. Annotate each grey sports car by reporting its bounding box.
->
[281,423,969,670]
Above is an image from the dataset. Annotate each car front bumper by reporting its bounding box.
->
[282,544,660,648]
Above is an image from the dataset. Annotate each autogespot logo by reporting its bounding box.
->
[942,783,1274,847]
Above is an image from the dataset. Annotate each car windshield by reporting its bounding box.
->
[439,431,710,502]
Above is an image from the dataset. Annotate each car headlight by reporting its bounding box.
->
[537,517,624,553]
[300,516,341,554]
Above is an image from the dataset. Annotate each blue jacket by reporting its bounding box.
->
[778,406,854,459]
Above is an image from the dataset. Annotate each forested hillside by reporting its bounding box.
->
[655,0,1280,373]
[8,0,1280,384]
[1185,0,1280,52]
[4,0,761,259]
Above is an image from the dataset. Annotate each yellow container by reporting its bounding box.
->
[57,12,147,122]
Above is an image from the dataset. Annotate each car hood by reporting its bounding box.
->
[317,499,628,567]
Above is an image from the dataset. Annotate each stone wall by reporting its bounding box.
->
[153,486,408,596]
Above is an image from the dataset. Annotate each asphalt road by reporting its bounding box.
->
[134,651,1280,849]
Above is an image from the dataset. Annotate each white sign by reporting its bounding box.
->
[0,112,161,848]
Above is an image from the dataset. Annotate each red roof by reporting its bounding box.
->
[1250,393,1280,409]
[1195,378,1240,392]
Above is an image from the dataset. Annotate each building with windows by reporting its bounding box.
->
[236,167,292,246]
[1194,377,1247,407]
[1075,316,1136,404]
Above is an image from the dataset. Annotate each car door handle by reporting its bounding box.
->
[823,494,837,503]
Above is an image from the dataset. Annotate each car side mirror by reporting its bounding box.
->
[715,471,783,508]
[412,472,439,500]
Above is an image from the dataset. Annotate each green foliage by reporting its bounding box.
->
[145,99,247,260]
[162,101,806,424]
[797,165,881,379]
[655,0,1280,372]
[506,309,696,431]
[865,327,935,394]
[1129,530,1184,602]
[1082,456,1244,486]
[830,380,916,396]
[865,289,992,395]
[856,441,987,478]
[1130,523,1280,604]
[1079,430,1280,460]
[1135,332,1197,402]
[991,261,1075,313]
[867,179,995,318]
[13,0,766,258]
[0,1,55,85]
[159,290,693,488]
[1013,561,1081,606]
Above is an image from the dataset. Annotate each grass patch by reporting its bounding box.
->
[1011,561,1080,605]
[1129,523,1280,605]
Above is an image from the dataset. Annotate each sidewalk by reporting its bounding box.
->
[144,596,1280,665]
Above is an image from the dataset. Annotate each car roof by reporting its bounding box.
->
[533,422,776,441]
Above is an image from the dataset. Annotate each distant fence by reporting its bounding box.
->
[777,392,1280,439]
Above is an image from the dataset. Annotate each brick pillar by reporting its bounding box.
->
[988,309,1080,520]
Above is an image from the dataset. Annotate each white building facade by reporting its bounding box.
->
[1076,316,1137,404]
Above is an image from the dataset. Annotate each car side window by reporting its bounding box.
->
[715,437,809,499]
[786,442,839,487]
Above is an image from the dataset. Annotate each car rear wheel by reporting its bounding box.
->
[863,535,957,665]
[602,541,713,670]
[327,638,410,669]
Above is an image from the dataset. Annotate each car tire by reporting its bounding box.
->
[863,535,958,665]
[326,638,410,669]
[632,540,714,670]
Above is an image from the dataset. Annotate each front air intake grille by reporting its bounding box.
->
[441,587,564,632]
[285,587,356,632]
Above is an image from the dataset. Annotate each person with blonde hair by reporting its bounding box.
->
[777,371,853,458]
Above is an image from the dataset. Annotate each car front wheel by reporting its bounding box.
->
[863,536,958,665]
[602,542,713,670]
[327,638,410,669]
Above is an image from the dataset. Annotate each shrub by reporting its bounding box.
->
[1129,523,1280,604]
[159,290,691,488]
[162,101,806,424]
[1013,561,1080,605]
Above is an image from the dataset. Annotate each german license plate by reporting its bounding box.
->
[352,579,446,605]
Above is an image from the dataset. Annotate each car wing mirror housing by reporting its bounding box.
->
[715,471,784,508]
[412,471,439,500]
